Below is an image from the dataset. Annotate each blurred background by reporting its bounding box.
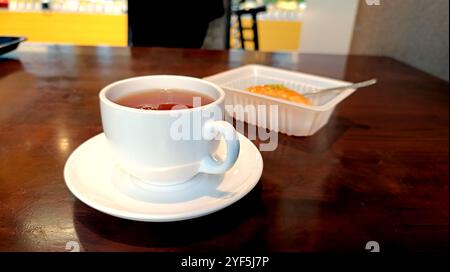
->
[0,0,448,81]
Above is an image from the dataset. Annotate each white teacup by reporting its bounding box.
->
[99,75,240,186]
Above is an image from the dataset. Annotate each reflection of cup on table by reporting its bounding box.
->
[99,75,240,186]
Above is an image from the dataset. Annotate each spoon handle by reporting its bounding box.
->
[304,79,377,97]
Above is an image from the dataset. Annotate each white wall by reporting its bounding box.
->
[300,0,360,54]
[351,0,449,81]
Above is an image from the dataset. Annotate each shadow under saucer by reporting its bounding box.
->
[72,183,263,249]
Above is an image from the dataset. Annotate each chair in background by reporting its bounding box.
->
[232,2,266,50]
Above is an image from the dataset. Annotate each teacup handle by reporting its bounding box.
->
[199,120,240,174]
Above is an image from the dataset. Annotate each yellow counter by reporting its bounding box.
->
[0,10,127,46]
[0,10,300,51]
[259,20,301,52]
[232,18,302,52]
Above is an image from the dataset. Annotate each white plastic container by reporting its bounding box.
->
[204,65,355,136]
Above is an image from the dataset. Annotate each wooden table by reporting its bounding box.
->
[0,45,448,252]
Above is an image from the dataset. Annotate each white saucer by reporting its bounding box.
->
[64,132,263,222]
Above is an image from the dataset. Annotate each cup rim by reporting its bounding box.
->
[99,75,225,114]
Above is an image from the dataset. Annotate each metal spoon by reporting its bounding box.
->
[303,79,377,97]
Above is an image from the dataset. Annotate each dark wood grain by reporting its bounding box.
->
[0,45,448,252]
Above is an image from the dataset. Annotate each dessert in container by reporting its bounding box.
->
[204,65,355,136]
